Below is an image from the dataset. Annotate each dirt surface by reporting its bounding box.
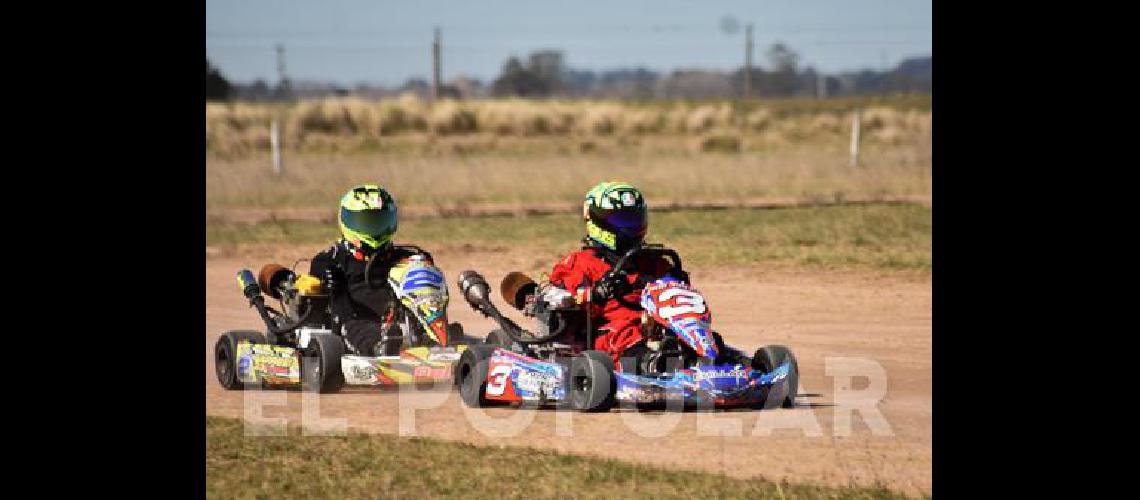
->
[205,247,932,495]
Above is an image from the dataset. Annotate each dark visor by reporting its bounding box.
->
[600,209,647,238]
[340,207,397,237]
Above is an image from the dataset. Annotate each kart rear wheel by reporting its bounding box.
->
[752,345,799,408]
[568,351,616,412]
[302,334,346,393]
[215,331,267,390]
[457,344,498,407]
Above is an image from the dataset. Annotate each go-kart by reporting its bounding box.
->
[453,244,799,411]
[214,247,468,393]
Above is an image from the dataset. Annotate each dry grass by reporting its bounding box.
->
[205,96,932,157]
[206,140,931,211]
[206,415,916,499]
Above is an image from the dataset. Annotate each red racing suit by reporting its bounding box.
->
[547,247,675,364]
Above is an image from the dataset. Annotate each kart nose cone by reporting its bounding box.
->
[692,365,752,391]
[429,317,449,346]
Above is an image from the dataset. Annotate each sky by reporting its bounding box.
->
[206,0,931,86]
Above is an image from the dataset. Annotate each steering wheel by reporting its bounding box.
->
[596,244,685,310]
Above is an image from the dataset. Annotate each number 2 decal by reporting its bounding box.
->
[656,288,707,318]
[485,364,512,396]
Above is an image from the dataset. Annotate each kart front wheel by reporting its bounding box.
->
[302,334,346,393]
[215,330,266,390]
[752,345,799,408]
[457,344,498,407]
[568,351,616,412]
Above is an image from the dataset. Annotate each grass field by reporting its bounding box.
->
[205,203,931,272]
[206,416,917,499]
[206,95,932,158]
[206,143,931,212]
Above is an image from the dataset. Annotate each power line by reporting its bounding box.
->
[205,24,930,38]
[206,39,931,51]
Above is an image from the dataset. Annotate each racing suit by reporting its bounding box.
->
[546,245,682,365]
[308,241,432,356]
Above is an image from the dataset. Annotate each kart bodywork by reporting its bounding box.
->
[216,249,468,393]
[233,342,465,387]
[480,346,794,407]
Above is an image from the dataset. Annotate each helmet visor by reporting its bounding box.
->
[340,207,397,239]
[598,208,647,239]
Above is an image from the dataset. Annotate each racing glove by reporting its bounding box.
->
[592,271,630,302]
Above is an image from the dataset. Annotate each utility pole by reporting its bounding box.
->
[275,43,290,100]
[432,27,441,101]
[276,44,286,85]
[880,50,888,95]
[273,44,287,174]
[743,24,753,100]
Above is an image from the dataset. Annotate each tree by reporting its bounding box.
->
[765,43,800,96]
[490,56,550,97]
[766,43,799,73]
[206,58,231,101]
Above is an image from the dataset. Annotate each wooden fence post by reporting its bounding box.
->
[270,119,283,176]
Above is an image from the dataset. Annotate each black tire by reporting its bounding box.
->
[752,345,799,408]
[483,329,513,347]
[456,344,498,407]
[215,330,267,390]
[568,351,617,412]
[302,334,346,393]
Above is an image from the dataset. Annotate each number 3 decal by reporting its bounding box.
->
[485,364,512,396]
[657,289,707,318]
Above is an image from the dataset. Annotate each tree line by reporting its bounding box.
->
[206,42,931,101]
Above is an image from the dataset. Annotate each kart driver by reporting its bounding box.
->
[542,182,691,369]
[308,184,434,356]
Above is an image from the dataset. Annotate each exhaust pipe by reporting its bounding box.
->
[457,270,491,309]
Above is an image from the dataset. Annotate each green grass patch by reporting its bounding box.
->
[206,204,931,272]
[206,415,917,499]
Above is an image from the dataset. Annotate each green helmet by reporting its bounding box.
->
[583,181,648,253]
[338,184,397,258]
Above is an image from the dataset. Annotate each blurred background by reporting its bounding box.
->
[206,0,930,101]
[206,0,931,273]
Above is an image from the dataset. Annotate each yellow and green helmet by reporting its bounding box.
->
[583,181,648,252]
[338,184,397,257]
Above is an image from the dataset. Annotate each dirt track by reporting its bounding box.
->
[205,247,932,495]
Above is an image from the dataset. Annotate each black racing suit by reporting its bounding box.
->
[308,241,433,356]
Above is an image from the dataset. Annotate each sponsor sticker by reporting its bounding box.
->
[515,370,560,393]
[694,368,748,381]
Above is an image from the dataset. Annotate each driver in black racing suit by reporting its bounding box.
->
[308,184,435,356]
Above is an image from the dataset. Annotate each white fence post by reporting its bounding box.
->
[270,119,283,176]
[849,109,862,168]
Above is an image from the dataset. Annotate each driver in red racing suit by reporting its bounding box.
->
[544,182,688,368]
